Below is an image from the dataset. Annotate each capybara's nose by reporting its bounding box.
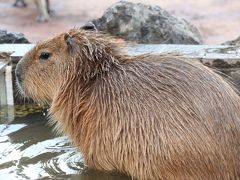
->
[15,63,23,84]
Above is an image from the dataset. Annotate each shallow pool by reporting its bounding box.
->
[0,105,129,179]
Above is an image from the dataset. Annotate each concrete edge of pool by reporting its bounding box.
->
[0,43,240,106]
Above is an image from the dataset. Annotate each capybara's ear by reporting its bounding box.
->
[64,33,77,53]
[81,22,97,32]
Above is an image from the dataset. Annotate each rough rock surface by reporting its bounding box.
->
[222,36,240,46]
[0,30,30,44]
[91,1,202,44]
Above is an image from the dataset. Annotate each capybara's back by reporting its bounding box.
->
[77,56,240,179]
[16,29,240,179]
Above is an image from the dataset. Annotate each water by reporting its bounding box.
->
[0,105,130,180]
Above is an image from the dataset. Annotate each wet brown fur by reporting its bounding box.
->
[16,29,240,179]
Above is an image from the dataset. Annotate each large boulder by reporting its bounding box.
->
[91,1,202,44]
[222,36,240,46]
[0,30,30,44]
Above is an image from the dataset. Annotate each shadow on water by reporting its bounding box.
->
[0,105,130,180]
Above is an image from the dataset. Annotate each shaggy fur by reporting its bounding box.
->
[16,29,240,179]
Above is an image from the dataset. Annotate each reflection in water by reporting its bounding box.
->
[0,106,129,180]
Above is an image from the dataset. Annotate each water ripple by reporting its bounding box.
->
[0,110,129,179]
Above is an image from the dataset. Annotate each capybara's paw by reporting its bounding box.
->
[36,15,49,22]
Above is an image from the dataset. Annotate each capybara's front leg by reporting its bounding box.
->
[35,0,50,22]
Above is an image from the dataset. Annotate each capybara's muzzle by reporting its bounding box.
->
[15,60,24,85]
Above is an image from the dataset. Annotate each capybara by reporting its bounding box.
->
[13,0,27,7]
[35,0,50,22]
[15,28,240,179]
[13,0,51,22]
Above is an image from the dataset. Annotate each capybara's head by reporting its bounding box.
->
[15,29,120,103]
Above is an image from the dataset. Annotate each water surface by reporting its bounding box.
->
[0,105,129,180]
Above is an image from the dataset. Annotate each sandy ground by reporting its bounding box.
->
[0,0,240,44]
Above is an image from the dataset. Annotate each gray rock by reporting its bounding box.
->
[0,30,30,44]
[91,1,202,44]
[222,36,240,46]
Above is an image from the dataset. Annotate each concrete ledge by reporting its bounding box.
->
[0,43,240,105]
[0,52,12,73]
[128,44,240,68]
[0,44,240,69]
[0,59,7,74]
[0,44,34,58]
[128,44,240,59]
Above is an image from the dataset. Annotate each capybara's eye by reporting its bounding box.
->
[39,52,52,60]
